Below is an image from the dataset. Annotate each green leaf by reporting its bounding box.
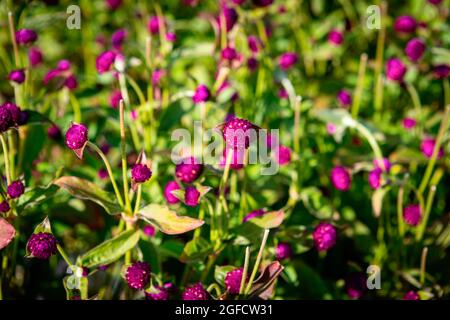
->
[34,216,52,234]
[54,176,121,215]
[77,230,140,268]
[179,237,212,263]
[137,204,204,235]
[0,218,16,250]
[214,265,236,287]
[16,184,59,212]
[247,210,285,229]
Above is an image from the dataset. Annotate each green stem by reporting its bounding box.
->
[8,12,20,68]
[397,185,405,237]
[69,92,82,123]
[444,79,449,106]
[207,283,222,298]
[351,53,368,119]
[244,229,270,295]
[87,142,124,207]
[416,184,438,241]
[7,132,15,181]
[119,100,132,213]
[239,246,250,295]
[373,2,386,121]
[353,121,385,170]
[293,96,302,155]
[133,185,142,214]
[419,247,428,286]
[57,244,74,268]
[0,135,11,185]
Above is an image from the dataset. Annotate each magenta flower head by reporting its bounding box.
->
[278,52,298,71]
[182,283,210,300]
[64,75,78,90]
[111,29,127,50]
[175,157,203,183]
[0,200,10,213]
[223,117,257,149]
[47,124,62,140]
[148,16,162,35]
[105,0,122,10]
[98,169,108,179]
[373,158,391,173]
[247,57,259,71]
[131,164,152,183]
[26,232,57,259]
[57,60,71,71]
[421,138,443,159]
[403,291,420,300]
[29,47,43,67]
[312,222,337,252]
[403,204,421,226]
[192,84,210,104]
[109,90,122,109]
[8,69,25,84]
[330,166,351,191]
[394,16,417,33]
[233,0,246,4]
[275,145,292,166]
[185,186,200,207]
[337,89,352,107]
[221,47,238,61]
[328,29,344,45]
[433,64,450,79]
[275,242,293,260]
[65,123,88,151]
[7,180,25,199]
[0,107,12,132]
[165,32,177,42]
[145,285,170,300]
[143,225,156,237]
[152,69,165,86]
[252,0,274,7]
[15,29,38,45]
[164,180,181,204]
[402,117,417,129]
[3,101,24,128]
[243,209,266,222]
[96,50,116,74]
[345,273,367,299]
[386,58,407,82]
[405,38,426,62]
[220,6,238,32]
[225,268,245,294]
[368,168,382,189]
[220,147,245,170]
[248,35,261,53]
[125,261,151,290]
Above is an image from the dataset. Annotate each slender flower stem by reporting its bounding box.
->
[219,10,227,50]
[118,72,141,151]
[0,135,11,185]
[133,185,142,214]
[353,121,385,171]
[396,185,405,237]
[418,105,450,194]
[406,82,423,131]
[7,132,15,181]
[119,100,132,214]
[351,53,368,119]
[207,283,222,298]
[293,96,302,155]
[239,246,250,295]
[8,12,20,68]
[444,79,449,106]
[57,244,74,268]
[244,229,270,295]
[416,184,438,241]
[420,247,428,286]
[373,2,387,121]
[87,142,124,207]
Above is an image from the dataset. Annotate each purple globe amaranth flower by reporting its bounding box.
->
[225,268,245,294]
[15,29,38,45]
[337,89,352,107]
[252,0,274,7]
[164,180,181,204]
[148,16,162,35]
[427,0,442,4]
[152,69,165,86]
[220,147,245,170]
[275,242,293,260]
[105,0,122,10]
[403,290,420,300]
[182,283,210,300]
[0,108,12,133]
[373,158,391,173]
[98,168,108,179]
[328,29,344,45]
[247,57,259,71]
[403,204,421,226]
[27,232,57,259]
[275,145,292,166]
[345,273,367,299]
[233,0,246,4]
[278,88,288,99]
[278,52,298,71]
[96,50,116,74]
[221,47,238,61]
[330,166,351,191]
[433,64,450,79]
[192,84,210,104]
[7,180,25,199]
[131,164,152,183]
[220,6,238,32]
[57,60,71,71]
[143,225,156,237]
[28,47,43,67]
[64,75,78,90]
[185,186,200,207]
[145,285,169,300]
[312,222,337,252]
[165,32,176,42]
[125,262,151,290]
[243,209,266,222]
[9,69,25,84]
[2,101,23,127]
[368,168,382,189]
[223,117,257,149]
[111,29,127,50]
[394,16,417,34]
[65,123,88,150]
[248,35,261,53]
[421,138,443,159]
[47,124,62,140]
[175,157,203,183]
[405,38,426,62]
[386,58,407,82]
[109,90,122,109]
[403,117,417,129]
[0,200,10,213]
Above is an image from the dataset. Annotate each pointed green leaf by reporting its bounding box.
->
[179,237,212,263]
[248,210,285,229]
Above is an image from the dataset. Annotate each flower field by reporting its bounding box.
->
[0,0,449,300]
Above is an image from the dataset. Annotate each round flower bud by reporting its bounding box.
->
[15,29,38,45]
[0,200,10,213]
[96,50,116,74]
[192,84,210,104]
[185,186,200,207]
[328,29,344,45]
[7,180,25,199]
[385,58,407,82]
[27,232,57,259]
[223,117,256,149]
[182,283,210,300]
[145,285,169,300]
[164,180,181,204]
[405,38,426,62]
[9,69,25,84]
[403,290,420,300]
[65,123,88,150]
[421,138,443,159]
[312,222,337,252]
[131,164,152,183]
[345,273,367,299]
[125,262,151,290]
[337,89,352,107]
[394,16,417,34]
[225,268,245,294]
[403,204,421,226]
[175,157,203,183]
[275,145,292,166]
[278,52,298,70]
[275,242,293,260]
[330,166,351,191]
